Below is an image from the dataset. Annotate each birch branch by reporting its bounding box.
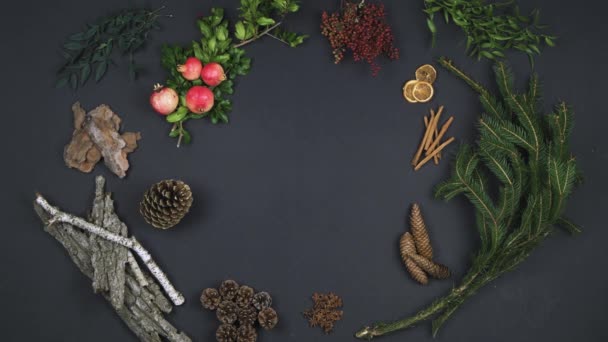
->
[34,194,184,306]
[128,252,149,287]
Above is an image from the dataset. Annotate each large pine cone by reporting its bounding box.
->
[236,325,257,342]
[217,301,239,324]
[140,180,193,229]
[216,324,237,342]
[258,307,278,330]
[201,288,222,310]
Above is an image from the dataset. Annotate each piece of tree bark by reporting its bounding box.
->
[33,177,190,342]
[89,176,128,309]
[84,105,137,178]
[63,102,140,178]
[63,102,101,173]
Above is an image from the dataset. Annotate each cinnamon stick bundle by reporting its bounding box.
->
[411,106,455,170]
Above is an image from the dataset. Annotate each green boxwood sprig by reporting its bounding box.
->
[158,1,306,146]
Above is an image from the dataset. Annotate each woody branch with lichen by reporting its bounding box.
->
[355,57,582,339]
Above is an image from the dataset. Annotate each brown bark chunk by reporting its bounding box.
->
[63,102,140,178]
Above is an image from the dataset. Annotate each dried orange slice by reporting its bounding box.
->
[415,64,437,84]
[412,81,434,103]
[403,80,419,103]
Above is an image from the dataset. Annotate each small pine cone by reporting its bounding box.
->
[235,285,254,307]
[409,203,433,259]
[238,306,258,326]
[252,292,272,311]
[400,232,428,285]
[201,288,222,310]
[140,179,193,229]
[409,253,450,279]
[216,324,237,342]
[258,307,278,330]
[217,301,239,324]
[220,280,240,301]
[236,325,257,342]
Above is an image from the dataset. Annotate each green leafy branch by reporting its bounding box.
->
[57,6,169,89]
[159,1,306,146]
[424,0,556,63]
[355,58,581,339]
[233,0,307,48]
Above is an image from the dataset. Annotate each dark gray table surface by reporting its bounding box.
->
[1,0,606,341]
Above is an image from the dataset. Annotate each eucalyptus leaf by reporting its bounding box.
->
[95,62,108,82]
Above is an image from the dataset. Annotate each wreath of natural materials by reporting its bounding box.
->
[356,58,581,339]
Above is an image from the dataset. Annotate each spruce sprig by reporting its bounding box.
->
[355,58,581,339]
[57,7,167,89]
[424,0,556,63]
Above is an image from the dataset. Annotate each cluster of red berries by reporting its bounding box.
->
[321,1,399,76]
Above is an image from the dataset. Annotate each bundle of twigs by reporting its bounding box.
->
[33,176,190,342]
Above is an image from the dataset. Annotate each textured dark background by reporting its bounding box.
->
[1,0,606,341]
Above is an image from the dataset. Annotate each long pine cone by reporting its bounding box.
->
[399,232,428,285]
[409,253,450,279]
[410,203,433,260]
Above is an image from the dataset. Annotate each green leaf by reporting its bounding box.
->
[95,62,108,82]
[80,64,91,85]
[216,26,228,41]
[70,73,78,89]
[235,21,246,40]
[182,129,192,144]
[287,3,299,12]
[64,42,83,50]
[256,17,276,26]
[166,107,189,123]
[169,129,181,138]
[544,37,555,47]
[198,21,213,37]
[70,32,86,40]
[213,54,230,63]
[427,18,437,33]
[207,37,217,52]
[211,7,224,26]
[192,42,204,60]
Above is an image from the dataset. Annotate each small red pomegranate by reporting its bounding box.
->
[177,57,203,81]
[150,84,179,115]
[201,62,226,87]
[185,86,214,114]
